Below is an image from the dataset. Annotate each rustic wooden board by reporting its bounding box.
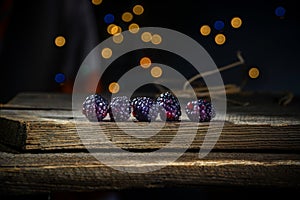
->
[0,92,300,194]
[1,113,300,151]
[0,92,300,152]
[1,152,300,194]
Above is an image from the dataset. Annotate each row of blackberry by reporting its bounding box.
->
[82,92,215,122]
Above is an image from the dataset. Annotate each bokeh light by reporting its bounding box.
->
[214,20,225,31]
[54,36,66,47]
[129,23,140,33]
[215,33,226,45]
[104,13,115,24]
[141,32,152,42]
[55,73,65,83]
[248,67,260,79]
[113,33,124,44]
[111,25,122,35]
[200,25,211,36]
[109,82,120,94]
[151,34,162,45]
[92,0,102,5]
[231,17,242,28]
[122,12,133,22]
[107,24,122,35]
[101,47,112,59]
[140,57,152,68]
[151,66,162,78]
[133,5,144,15]
[275,6,286,17]
[107,24,115,34]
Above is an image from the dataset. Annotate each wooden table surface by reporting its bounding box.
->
[0,92,300,195]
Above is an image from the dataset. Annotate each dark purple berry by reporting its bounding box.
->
[82,94,109,122]
[109,96,131,121]
[131,97,159,122]
[156,91,181,121]
[185,99,216,122]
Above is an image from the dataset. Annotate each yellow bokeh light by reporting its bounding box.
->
[107,24,122,35]
[54,36,66,47]
[112,25,122,35]
[101,47,112,59]
[140,57,151,68]
[129,23,139,33]
[141,32,152,42]
[92,0,102,5]
[133,5,144,15]
[248,67,260,79]
[200,25,211,36]
[107,24,115,34]
[113,33,124,44]
[151,34,162,45]
[109,82,120,94]
[231,17,242,28]
[151,66,163,78]
[215,34,226,45]
[122,12,133,22]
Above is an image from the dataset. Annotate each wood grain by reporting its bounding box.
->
[1,92,300,152]
[0,110,299,151]
[1,92,300,194]
[1,152,300,194]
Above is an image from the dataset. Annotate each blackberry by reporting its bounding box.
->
[131,97,159,122]
[109,96,131,121]
[185,99,216,122]
[82,94,109,122]
[156,91,181,121]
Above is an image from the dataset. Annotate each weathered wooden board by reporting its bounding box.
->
[0,92,300,152]
[1,113,300,151]
[0,92,300,194]
[1,152,300,194]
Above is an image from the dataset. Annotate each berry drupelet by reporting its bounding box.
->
[156,91,181,121]
[109,96,131,121]
[131,97,159,122]
[185,99,216,122]
[82,94,109,122]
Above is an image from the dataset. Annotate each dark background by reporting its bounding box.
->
[1,0,300,103]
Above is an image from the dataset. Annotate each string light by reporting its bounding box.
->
[107,24,122,35]
[140,57,151,68]
[200,25,211,36]
[141,32,152,42]
[151,66,162,78]
[55,73,65,83]
[248,67,260,79]
[129,23,139,33]
[109,82,120,94]
[133,5,144,15]
[91,0,102,5]
[113,33,124,44]
[111,25,122,35]
[231,17,242,28]
[101,47,112,59]
[275,6,286,17]
[54,36,66,47]
[122,12,133,22]
[104,13,115,24]
[214,20,225,31]
[151,34,162,45]
[215,34,226,45]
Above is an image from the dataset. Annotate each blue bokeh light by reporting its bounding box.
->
[214,20,225,31]
[55,73,65,83]
[275,6,286,17]
[104,14,115,24]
